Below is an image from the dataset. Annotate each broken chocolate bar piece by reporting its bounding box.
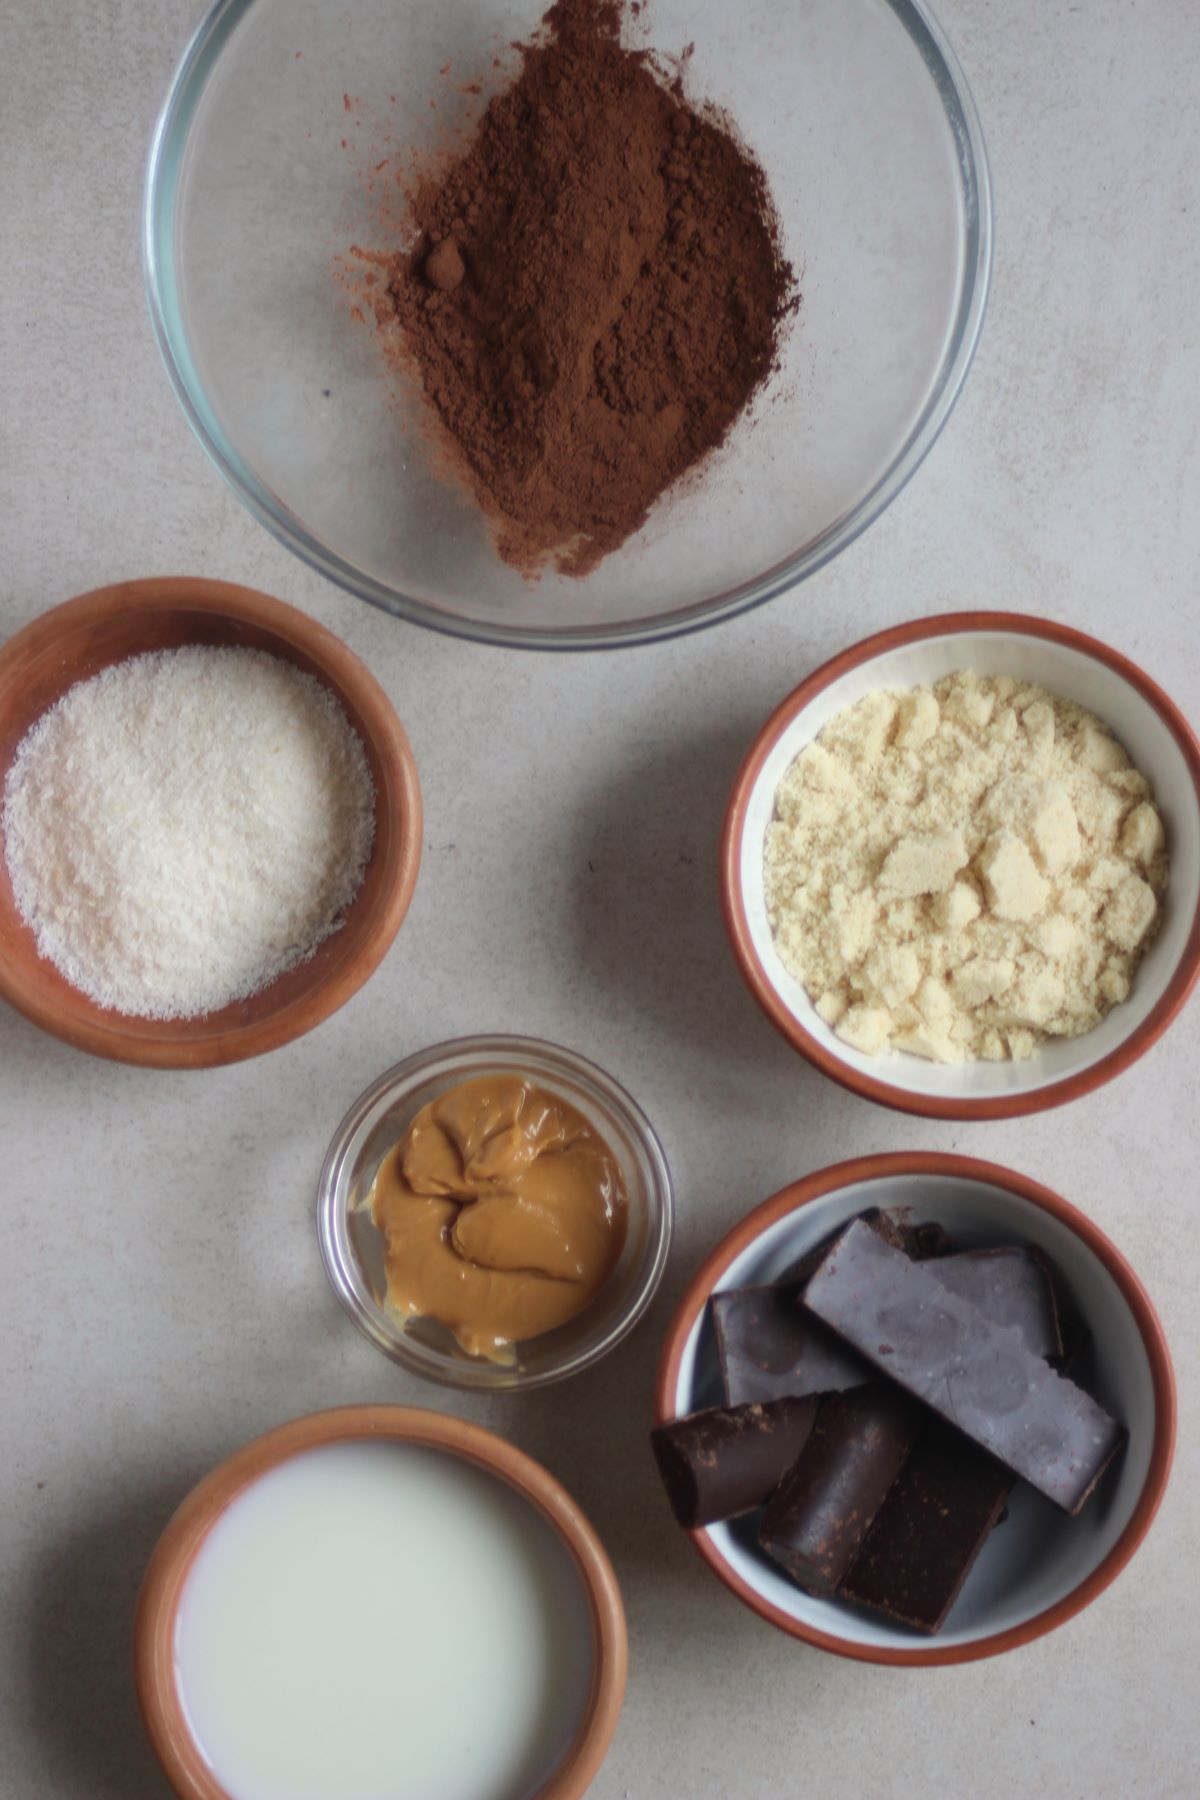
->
[758,1385,918,1594]
[778,1207,914,1287]
[803,1220,1124,1513]
[650,1398,818,1529]
[713,1210,943,1407]
[931,1246,1062,1360]
[716,1231,1059,1407]
[833,1250,1062,1631]
[904,1219,955,1260]
[840,1425,1013,1632]
[713,1282,867,1406]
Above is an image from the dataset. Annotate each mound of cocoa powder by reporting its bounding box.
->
[371,0,796,577]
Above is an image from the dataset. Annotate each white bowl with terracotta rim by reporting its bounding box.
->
[134,1404,627,1800]
[0,578,422,1067]
[720,611,1200,1119]
[654,1152,1176,1667]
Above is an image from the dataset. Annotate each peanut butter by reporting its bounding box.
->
[368,1075,627,1361]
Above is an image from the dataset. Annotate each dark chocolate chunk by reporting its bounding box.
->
[650,1398,818,1529]
[803,1220,1124,1514]
[774,1207,908,1288]
[1048,1270,1091,1371]
[713,1210,932,1407]
[716,1223,1058,1406]
[758,1385,918,1594]
[712,1282,867,1406]
[931,1246,1062,1360]
[904,1219,956,1260]
[840,1425,1013,1632]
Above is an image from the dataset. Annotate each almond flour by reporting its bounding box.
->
[764,671,1168,1062]
[2,647,375,1019]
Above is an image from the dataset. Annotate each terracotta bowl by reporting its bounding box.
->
[134,1404,627,1800]
[721,611,1200,1118]
[0,578,422,1066]
[655,1152,1176,1667]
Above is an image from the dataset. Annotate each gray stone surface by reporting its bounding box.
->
[1,3,1198,1796]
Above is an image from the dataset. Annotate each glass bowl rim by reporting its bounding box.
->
[316,1032,676,1390]
[142,0,993,652]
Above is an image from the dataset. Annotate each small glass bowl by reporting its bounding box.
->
[317,1034,674,1390]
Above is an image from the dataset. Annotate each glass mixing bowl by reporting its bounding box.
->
[145,0,991,649]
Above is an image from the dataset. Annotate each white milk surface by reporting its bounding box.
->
[174,1441,595,1800]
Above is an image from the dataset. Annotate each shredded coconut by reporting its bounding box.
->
[2,647,376,1018]
[764,671,1169,1063]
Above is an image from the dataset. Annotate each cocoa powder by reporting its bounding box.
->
[369,0,796,577]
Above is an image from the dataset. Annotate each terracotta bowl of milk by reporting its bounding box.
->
[135,1405,626,1800]
[722,611,1200,1119]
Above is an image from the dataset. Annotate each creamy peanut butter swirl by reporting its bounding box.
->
[368,1075,627,1361]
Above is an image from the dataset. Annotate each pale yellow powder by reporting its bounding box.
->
[764,671,1169,1063]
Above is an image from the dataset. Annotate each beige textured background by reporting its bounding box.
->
[2,2,1198,1796]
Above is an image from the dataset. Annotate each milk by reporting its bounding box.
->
[174,1441,595,1800]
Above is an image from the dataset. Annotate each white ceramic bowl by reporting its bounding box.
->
[722,612,1200,1118]
[655,1154,1176,1666]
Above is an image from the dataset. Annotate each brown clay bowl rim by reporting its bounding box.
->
[653,1151,1177,1668]
[134,1404,628,1800]
[720,609,1200,1119]
[0,578,422,1067]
